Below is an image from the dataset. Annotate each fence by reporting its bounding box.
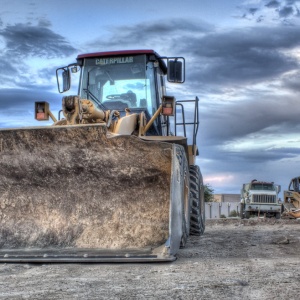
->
[205,202,241,219]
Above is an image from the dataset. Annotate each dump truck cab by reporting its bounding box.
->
[240,180,282,219]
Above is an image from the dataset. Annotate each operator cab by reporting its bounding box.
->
[56,50,185,135]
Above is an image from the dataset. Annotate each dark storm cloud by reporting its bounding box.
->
[279,6,294,17]
[238,0,300,23]
[249,8,259,15]
[0,88,62,128]
[201,148,298,179]
[0,58,17,75]
[179,26,300,88]
[195,90,300,174]
[88,20,300,89]
[200,96,300,146]
[282,71,300,91]
[38,19,52,28]
[120,18,213,36]
[188,48,295,86]
[87,19,214,49]
[268,147,300,157]
[12,66,58,90]
[0,63,57,91]
[0,88,61,110]
[0,21,78,91]
[212,147,299,163]
[286,0,297,4]
[0,23,77,58]
[265,1,280,8]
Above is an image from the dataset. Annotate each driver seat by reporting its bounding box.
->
[126,91,137,106]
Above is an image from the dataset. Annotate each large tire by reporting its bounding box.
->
[180,169,190,248]
[189,165,205,236]
[179,148,190,249]
[240,204,244,219]
[245,211,250,219]
[180,214,188,248]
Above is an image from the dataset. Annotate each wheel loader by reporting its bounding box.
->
[0,49,205,262]
[282,176,300,218]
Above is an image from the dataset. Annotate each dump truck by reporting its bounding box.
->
[0,49,205,262]
[240,179,282,219]
[282,176,300,218]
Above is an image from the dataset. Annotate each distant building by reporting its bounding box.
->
[213,194,240,203]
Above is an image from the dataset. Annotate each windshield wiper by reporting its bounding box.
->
[105,70,114,85]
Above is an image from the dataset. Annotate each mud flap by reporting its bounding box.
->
[0,124,185,262]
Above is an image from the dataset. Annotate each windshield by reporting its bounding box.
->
[78,55,157,114]
[250,183,275,191]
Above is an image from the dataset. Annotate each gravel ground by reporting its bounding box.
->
[0,218,300,300]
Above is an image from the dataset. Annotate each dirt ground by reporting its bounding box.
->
[0,218,300,300]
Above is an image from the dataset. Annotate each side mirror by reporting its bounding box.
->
[242,184,245,192]
[56,67,71,93]
[277,185,281,194]
[167,57,185,83]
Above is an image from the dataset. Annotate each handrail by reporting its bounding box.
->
[174,97,199,155]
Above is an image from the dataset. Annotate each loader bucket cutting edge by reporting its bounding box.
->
[0,124,182,262]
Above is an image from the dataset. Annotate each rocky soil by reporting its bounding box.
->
[0,218,300,300]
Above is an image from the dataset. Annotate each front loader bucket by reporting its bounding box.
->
[0,124,184,262]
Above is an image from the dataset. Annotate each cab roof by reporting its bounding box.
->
[76,49,167,73]
[251,180,274,185]
[77,49,160,59]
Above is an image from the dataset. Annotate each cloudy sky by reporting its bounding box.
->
[1,0,300,196]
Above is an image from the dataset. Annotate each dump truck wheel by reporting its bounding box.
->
[240,205,244,219]
[189,165,205,236]
[180,215,188,248]
[275,212,281,219]
[245,211,250,219]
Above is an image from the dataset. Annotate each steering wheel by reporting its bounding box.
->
[106,94,130,100]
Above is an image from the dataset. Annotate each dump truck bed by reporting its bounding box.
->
[0,124,184,262]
